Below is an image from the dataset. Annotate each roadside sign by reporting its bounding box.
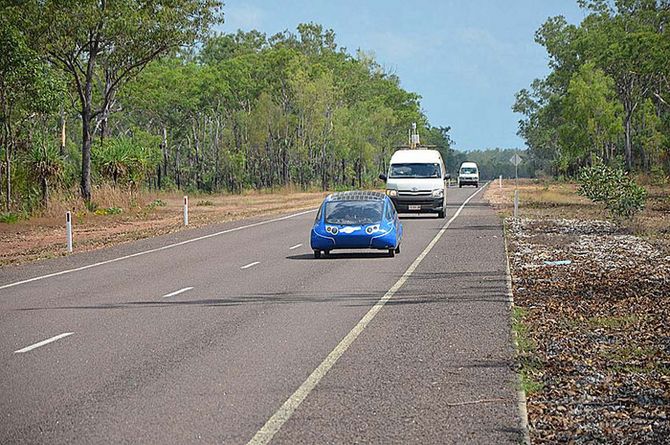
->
[510,154,522,166]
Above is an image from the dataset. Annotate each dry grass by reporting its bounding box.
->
[0,187,328,266]
[485,178,670,254]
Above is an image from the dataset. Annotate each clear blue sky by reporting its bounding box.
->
[218,0,586,151]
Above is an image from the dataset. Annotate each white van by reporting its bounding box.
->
[380,149,449,218]
[458,162,479,188]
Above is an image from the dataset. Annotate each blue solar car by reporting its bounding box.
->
[311,191,403,258]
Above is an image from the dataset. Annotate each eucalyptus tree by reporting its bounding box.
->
[19,0,222,202]
[0,10,63,211]
[559,62,623,172]
[516,0,670,175]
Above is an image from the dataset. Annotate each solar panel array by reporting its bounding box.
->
[329,191,386,201]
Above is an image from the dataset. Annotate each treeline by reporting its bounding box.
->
[0,0,454,215]
[514,0,670,176]
[120,27,445,193]
[451,148,535,179]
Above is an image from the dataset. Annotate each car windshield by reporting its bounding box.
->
[324,200,384,225]
[389,163,441,178]
[460,167,477,174]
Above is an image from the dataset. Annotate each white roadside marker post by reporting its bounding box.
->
[499,175,502,189]
[66,211,73,253]
[183,196,189,226]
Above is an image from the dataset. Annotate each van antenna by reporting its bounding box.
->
[410,122,420,149]
[396,123,436,150]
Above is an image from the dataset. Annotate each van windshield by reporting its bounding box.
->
[389,163,441,179]
[460,167,477,174]
[324,201,384,225]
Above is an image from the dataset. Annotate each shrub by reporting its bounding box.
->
[578,161,647,221]
[94,206,123,215]
[85,201,98,212]
[146,199,167,209]
[0,212,20,223]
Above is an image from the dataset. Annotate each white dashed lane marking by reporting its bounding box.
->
[14,332,74,354]
[162,287,193,298]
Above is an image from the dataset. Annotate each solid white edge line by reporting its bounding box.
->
[288,244,302,250]
[14,332,74,354]
[503,220,532,445]
[241,261,260,270]
[162,287,193,298]
[246,185,487,445]
[0,209,316,291]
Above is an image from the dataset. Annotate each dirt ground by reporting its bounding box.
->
[0,190,327,266]
[486,179,670,444]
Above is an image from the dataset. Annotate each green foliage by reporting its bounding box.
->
[2,12,455,213]
[16,0,223,201]
[120,24,444,193]
[558,63,623,173]
[147,199,167,209]
[84,201,98,212]
[94,206,123,215]
[512,306,544,396]
[516,2,670,176]
[577,160,648,220]
[94,133,160,186]
[0,212,20,223]
[28,136,64,183]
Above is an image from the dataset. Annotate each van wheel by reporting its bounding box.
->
[313,250,321,259]
[438,210,445,218]
[459,184,462,188]
[388,249,395,257]
[475,183,479,188]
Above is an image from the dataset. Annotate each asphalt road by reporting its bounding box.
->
[0,185,525,444]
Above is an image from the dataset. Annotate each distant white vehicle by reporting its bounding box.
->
[458,162,479,188]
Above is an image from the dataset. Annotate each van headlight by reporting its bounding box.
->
[386,189,397,197]
[432,189,444,198]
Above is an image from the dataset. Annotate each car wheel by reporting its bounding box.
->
[324,250,330,257]
[437,210,445,218]
[475,183,479,188]
[388,249,395,257]
[459,184,462,188]
[313,250,321,259]
[395,245,401,254]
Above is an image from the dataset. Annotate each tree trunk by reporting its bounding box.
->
[2,116,12,211]
[4,141,10,212]
[99,116,107,145]
[624,110,633,170]
[79,44,99,203]
[175,145,181,190]
[81,103,93,202]
[59,105,66,156]
[41,176,49,208]
[161,126,168,185]
[214,118,220,190]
